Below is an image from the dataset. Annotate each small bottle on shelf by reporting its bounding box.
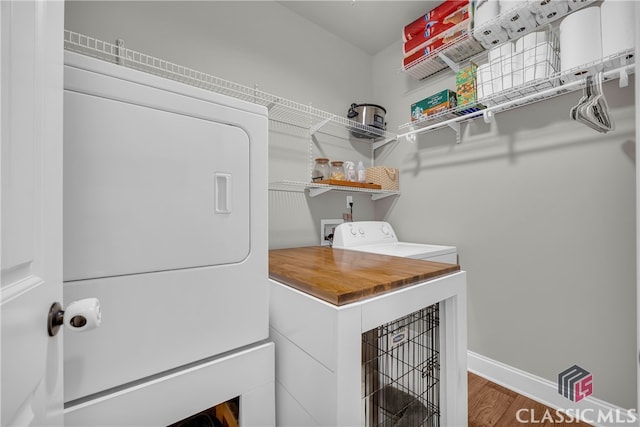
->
[356,161,366,183]
[344,161,356,181]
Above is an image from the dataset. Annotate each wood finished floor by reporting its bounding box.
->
[468,372,593,427]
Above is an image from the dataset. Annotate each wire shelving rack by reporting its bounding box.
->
[63,30,398,148]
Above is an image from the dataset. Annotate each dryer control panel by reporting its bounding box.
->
[332,221,398,248]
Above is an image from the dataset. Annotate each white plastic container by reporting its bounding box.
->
[344,161,356,182]
[357,161,366,183]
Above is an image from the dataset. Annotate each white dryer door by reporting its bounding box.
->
[64,90,250,281]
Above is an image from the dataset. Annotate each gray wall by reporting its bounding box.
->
[64,0,378,250]
[65,0,636,409]
[373,40,636,408]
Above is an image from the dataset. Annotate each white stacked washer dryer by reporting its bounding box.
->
[62,51,274,426]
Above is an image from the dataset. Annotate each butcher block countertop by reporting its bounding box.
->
[269,246,460,306]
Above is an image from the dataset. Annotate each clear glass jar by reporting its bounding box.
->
[313,158,330,181]
[330,161,345,180]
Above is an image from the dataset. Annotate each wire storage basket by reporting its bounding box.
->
[362,304,440,427]
[476,25,560,106]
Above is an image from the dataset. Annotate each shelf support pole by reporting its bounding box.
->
[115,39,125,65]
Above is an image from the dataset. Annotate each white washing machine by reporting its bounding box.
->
[63,51,273,426]
[332,221,457,264]
[329,221,461,426]
[271,222,466,426]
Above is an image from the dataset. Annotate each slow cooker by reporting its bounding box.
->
[347,103,386,139]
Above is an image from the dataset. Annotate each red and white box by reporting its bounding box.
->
[403,0,470,42]
[403,4,471,57]
[402,18,472,68]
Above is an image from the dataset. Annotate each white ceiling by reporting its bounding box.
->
[277,1,442,55]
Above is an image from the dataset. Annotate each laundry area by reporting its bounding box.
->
[0,1,637,426]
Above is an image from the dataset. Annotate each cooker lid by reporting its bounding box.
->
[350,103,386,113]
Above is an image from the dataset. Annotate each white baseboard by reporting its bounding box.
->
[467,351,638,427]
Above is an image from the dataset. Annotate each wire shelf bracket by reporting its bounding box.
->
[308,187,333,197]
[447,121,461,144]
[438,51,460,73]
[483,110,495,124]
[619,67,629,88]
[309,116,335,136]
[373,136,398,151]
[371,192,397,201]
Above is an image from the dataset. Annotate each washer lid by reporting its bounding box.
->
[341,242,457,259]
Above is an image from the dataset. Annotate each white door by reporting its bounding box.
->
[637,3,640,419]
[1,1,64,426]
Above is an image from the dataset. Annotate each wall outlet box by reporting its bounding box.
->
[346,195,353,209]
[321,219,344,246]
